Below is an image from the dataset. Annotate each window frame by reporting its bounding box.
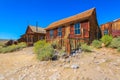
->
[50,30,54,38]
[104,29,108,35]
[74,23,81,35]
[58,27,62,37]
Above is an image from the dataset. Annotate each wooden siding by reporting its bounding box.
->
[81,21,89,38]
[112,21,120,37]
[100,23,112,36]
[54,29,57,38]
[69,21,89,39]
[62,27,65,38]
[100,19,120,37]
[18,26,46,46]
[45,8,100,55]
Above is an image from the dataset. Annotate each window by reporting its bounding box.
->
[74,23,80,34]
[40,36,43,40]
[104,29,108,35]
[50,30,53,38]
[58,27,62,36]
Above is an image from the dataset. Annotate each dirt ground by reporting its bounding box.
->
[0,47,120,80]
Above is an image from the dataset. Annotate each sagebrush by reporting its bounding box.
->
[34,40,54,61]
[117,47,120,52]
[109,37,120,48]
[92,40,102,48]
[0,42,26,53]
[81,43,92,52]
[101,35,113,46]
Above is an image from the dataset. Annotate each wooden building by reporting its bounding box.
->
[100,19,120,37]
[45,8,101,54]
[18,25,46,46]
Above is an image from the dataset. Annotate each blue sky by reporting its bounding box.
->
[0,0,120,39]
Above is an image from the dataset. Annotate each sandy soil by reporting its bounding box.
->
[0,47,120,80]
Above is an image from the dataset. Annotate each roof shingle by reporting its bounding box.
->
[46,8,95,30]
[29,25,46,34]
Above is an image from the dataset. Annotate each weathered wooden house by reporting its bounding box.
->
[100,19,120,37]
[18,25,46,46]
[45,8,101,54]
[100,22,112,36]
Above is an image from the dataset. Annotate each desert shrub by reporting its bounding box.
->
[17,42,27,48]
[92,40,102,48]
[0,44,17,53]
[109,37,120,48]
[81,43,92,52]
[34,40,46,54]
[101,35,113,47]
[51,41,57,49]
[51,40,62,50]
[117,47,120,52]
[70,39,76,50]
[0,42,27,53]
[59,47,66,55]
[0,42,5,47]
[0,41,7,47]
[34,40,54,61]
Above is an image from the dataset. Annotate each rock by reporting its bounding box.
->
[19,74,27,80]
[0,74,5,80]
[102,43,105,47]
[52,55,58,60]
[78,49,82,53]
[75,50,78,53]
[104,77,110,80]
[71,64,79,69]
[66,58,70,63]
[49,72,60,80]
[94,59,107,64]
[96,66,101,72]
[10,78,15,80]
[64,64,70,68]
[72,53,76,57]
[59,58,66,62]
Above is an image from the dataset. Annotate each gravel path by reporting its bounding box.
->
[0,47,120,80]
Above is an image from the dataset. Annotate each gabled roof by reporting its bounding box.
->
[28,25,46,34]
[46,8,96,30]
[100,18,120,26]
[113,18,120,22]
[100,22,112,26]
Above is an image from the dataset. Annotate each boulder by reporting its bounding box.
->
[0,74,5,80]
[71,64,79,69]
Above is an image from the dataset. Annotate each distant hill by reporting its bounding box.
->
[0,39,9,42]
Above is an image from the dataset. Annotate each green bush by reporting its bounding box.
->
[0,41,6,47]
[109,37,120,48]
[101,35,113,46]
[34,40,54,61]
[70,39,76,50]
[51,40,62,50]
[0,42,5,47]
[0,42,27,53]
[34,40,46,54]
[17,42,27,48]
[117,47,120,52]
[92,40,102,48]
[0,45,18,53]
[81,43,92,52]
[51,41,57,49]
[59,47,66,56]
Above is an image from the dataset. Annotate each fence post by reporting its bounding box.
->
[65,39,71,56]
